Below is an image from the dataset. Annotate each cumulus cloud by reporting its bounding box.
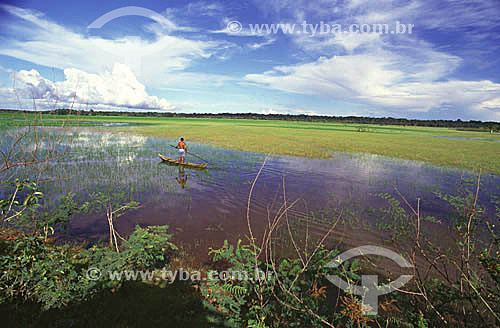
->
[10,63,175,110]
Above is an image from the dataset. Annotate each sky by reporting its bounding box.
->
[0,0,499,121]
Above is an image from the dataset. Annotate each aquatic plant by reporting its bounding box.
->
[373,172,500,327]
[0,111,178,312]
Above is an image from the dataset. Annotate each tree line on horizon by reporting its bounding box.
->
[2,108,499,131]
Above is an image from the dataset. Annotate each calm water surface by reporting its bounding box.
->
[1,127,499,257]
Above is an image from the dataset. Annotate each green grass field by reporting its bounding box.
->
[2,112,499,174]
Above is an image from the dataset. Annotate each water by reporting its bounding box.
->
[1,127,499,257]
[433,136,500,142]
[0,118,139,127]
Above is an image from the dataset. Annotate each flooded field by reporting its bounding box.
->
[1,127,499,261]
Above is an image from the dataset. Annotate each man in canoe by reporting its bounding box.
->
[177,137,187,163]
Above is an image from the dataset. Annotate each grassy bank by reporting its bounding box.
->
[1,112,499,174]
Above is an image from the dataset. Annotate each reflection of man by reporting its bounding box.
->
[176,166,188,189]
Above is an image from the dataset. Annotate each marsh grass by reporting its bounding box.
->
[2,112,500,173]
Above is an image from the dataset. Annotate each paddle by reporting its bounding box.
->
[169,144,212,163]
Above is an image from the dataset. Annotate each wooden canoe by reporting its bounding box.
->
[158,153,208,168]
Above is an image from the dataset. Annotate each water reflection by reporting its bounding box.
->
[176,167,188,189]
[1,127,499,254]
[433,136,500,142]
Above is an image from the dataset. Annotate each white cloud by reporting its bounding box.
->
[242,0,500,121]
[0,5,222,80]
[248,38,276,50]
[9,63,175,110]
[246,52,500,120]
[260,106,320,116]
[476,97,500,121]
[294,32,381,53]
[164,1,224,20]
[211,27,263,37]
[250,0,339,19]
[184,1,224,17]
[478,97,500,110]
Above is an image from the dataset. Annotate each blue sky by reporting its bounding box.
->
[0,0,499,121]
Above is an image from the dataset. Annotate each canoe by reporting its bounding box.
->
[158,153,208,168]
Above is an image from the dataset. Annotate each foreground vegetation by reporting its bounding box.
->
[1,111,500,174]
[1,163,498,327]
